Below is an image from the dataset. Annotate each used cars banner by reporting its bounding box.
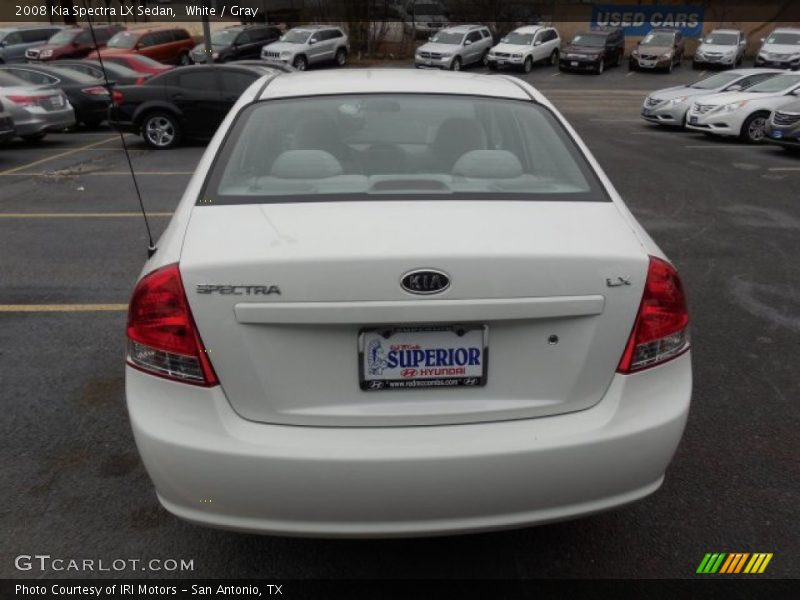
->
[592,4,705,37]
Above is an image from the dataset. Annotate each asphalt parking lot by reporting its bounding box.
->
[2,63,799,579]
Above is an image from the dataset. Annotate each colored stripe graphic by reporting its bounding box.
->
[698,552,773,574]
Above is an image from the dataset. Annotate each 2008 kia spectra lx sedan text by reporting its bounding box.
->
[125,70,692,537]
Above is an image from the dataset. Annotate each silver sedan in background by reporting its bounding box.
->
[0,70,74,142]
[642,68,782,128]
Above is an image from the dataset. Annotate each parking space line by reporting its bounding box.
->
[0,212,172,218]
[0,136,124,176]
[0,304,127,312]
[684,145,746,149]
[590,119,643,122]
[768,167,800,172]
[0,172,192,177]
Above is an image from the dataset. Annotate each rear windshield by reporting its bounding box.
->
[107,31,138,49]
[201,94,608,205]
[571,34,605,47]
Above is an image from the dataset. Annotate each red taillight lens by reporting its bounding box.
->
[111,90,124,105]
[617,256,690,374]
[81,86,109,96]
[126,264,218,386]
[7,94,48,106]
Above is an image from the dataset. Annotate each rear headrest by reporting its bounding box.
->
[452,150,524,179]
[271,150,343,179]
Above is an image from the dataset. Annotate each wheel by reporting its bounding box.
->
[488,62,498,71]
[178,52,191,66]
[614,49,622,67]
[480,50,489,67]
[292,55,308,71]
[628,61,637,72]
[549,49,559,66]
[450,56,461,71]
[20,133,46,142]
[692,61,700,70]
[666,59,674,73]
[740,112,770,144]
[522,56,532,73]
[334,48,347,67]
[596,57,605,75]
[142,112,180,150]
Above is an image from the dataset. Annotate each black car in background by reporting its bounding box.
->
[51,59,149,86]
[190,25,282,64]
[559,27,625,74]
[0,63,110,127]
[0,99,16,144]
[108,64,274,149]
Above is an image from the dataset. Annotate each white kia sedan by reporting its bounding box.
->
[125,69,692,537]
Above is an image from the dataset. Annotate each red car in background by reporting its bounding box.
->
[92,53,172,76]
[90,28,195,66]
[25,24,124,61]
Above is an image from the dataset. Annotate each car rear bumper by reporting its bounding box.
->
[126,352,691,537]
[12,106,76,135]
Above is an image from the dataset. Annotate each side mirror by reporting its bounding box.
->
[464,39,472,46]
[534,40,542,46]
[0,41,7,48]
[760,38,765,43]
[309,38,318,45]
[726,84,743,92]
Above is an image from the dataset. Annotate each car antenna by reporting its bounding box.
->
[81,0,156,258]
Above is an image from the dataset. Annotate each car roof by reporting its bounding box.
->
[727,68,785,75]
[292,24,340,31]
[444,24,486,32]
[772,27,800,33]
[258,69,537,102]
[708,28,742,33]
[512,25,548,34]
[2,25,65,32]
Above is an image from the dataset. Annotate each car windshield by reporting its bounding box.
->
[282,30,311,44]
[0,71,30,87]
[203,94,607,204]
[689,72,741,89]
[703,33,738,45]
[107,31,139,49]
[765,33,800,45]
[501,33,535,45]
[211,30,239,46]
[641,32,675,46]
[414,3,445,15]
[747,73,800,93]
[430,32,463,45]
[571,34,605,47]
[47,29,78,45]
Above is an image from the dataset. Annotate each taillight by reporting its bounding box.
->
[126,264,218,387]
[81,86,109,96]
[617,256,690,374]
[7,94,48,106]
[112,90,124,105]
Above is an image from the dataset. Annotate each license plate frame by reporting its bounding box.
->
[359,325,488,391]
[690,116,699,125]
[570,61,579,67]
[50,95,64,108]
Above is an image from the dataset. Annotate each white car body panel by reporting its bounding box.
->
[127,70,689,536]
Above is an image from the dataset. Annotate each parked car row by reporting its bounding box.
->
[643,69,800,148]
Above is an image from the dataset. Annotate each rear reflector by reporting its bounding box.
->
[617,256,690,373]
[111,90,124,105]
[126,264,218,386]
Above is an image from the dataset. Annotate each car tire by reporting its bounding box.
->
[522,56,532,73]
[141,111,181,150]
[335,48,347,67]
[596,57,605,75]
[488,62,498,71]
[20,133,46,142]
[692,61,700,70]
[549,49,559,66]
[178,52,191,66]
[614,50,622,67]
[667,59,674,74]
[481,50,489,67]
[450,57,461,71]
[293,55,308,71]
[740,112,770,144]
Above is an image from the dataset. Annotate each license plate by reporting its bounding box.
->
[690,116,699,125]
[571,61,579,67]
[642,108,652,116]
[498,60,506,65]
[640,61,655,68]
[50,95,64,108]
[359,325,487,391]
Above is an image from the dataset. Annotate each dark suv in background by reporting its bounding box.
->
[0,26,65,63]
[190,24,281,64]
[559,27,624,74]
[25,24,124,61]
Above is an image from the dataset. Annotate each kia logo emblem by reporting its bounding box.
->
[400,269,451,295]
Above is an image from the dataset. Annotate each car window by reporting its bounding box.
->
[204,94,608,205]
[330,29,344,39]
[221,70,257,94]
[138,34,156,48]
[0,71,29,86]
[466,31,482,43]
[4,32,23,45]
[481,29,491,39]
[177,70,217,90]
[174,30,191,41]
[5,68,58,85]
[155,31,174,45]
[22,30,50,43]
[75,31,92,45]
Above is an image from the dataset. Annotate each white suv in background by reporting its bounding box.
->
[261,25,349,71]
[755,27,800,70]
[488,25,561,73]
[693,28,747,70]
[414,24,493,70]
